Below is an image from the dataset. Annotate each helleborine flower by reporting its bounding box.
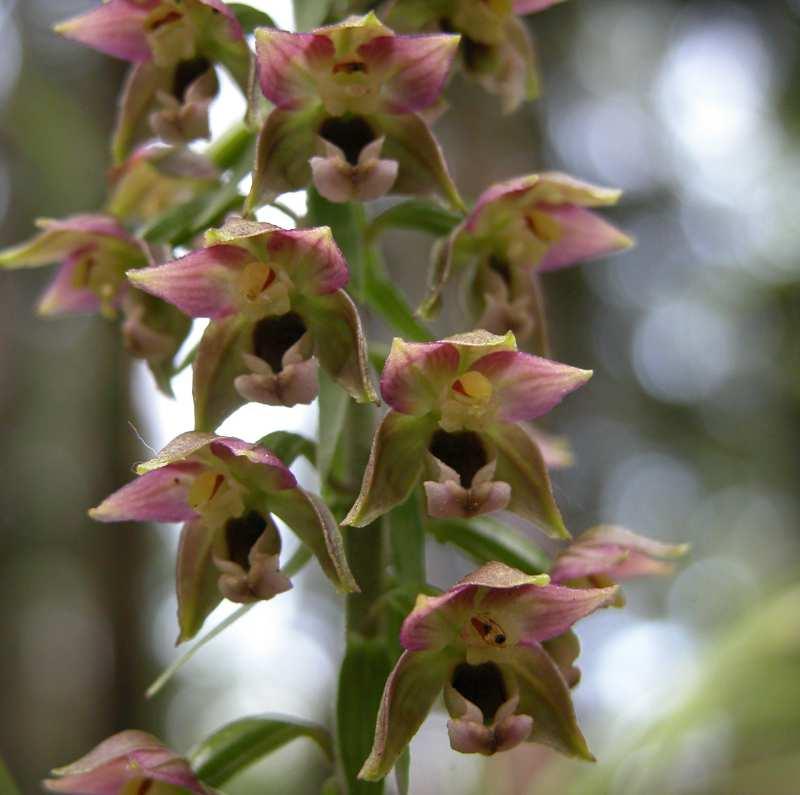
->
[359,562,618,780]
[421,173,633,345]
[108,145,219,224]
[386,0,566,112]
[247,13,463,208]
[43,730,212,794]
[343,330,591,537]
[55,0,246,70]
[56,0,249,160]
[0,214,147,319]
[128,218,376,430]
[551,525,689,607]
[90,432,357,641]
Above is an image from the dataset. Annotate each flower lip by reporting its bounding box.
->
[252,312,308,373]
[224,510,267,570]
[318,115,376,166]
[172,55,213,99]
[451,661,507,724]
[429,429,488,488]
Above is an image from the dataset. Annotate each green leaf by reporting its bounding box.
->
[146,603,255,699]
[228,3,276,32]
[294,0,334,30]
[367,200,463,242]
[395,747,411,795]
[257,430,317,467]
[0,757,21,795]
[388,493,426,585]
[191,714,334,787]
[426,517,550,574]
[317,369,351,486]
[337,636,394,795]
[363,245,434,342]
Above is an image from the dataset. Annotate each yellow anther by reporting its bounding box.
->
[456,371,493,401]
[527,209,562,243]
[188,470,224,509]
[240,261,276,302]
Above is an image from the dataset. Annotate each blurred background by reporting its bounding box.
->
[1,0,799,793]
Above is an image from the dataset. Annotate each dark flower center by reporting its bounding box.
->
[461,36,492,71]
[172,56,212,101]
[429,430,487,488]
[488,255,511,286]
[319,115,376,166]
[224,510,267,570]
[451,661,507,724]
[252,312,307,373]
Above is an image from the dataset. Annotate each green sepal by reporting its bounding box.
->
[268,487,359,593]
[376,112,466,213]
[508,643,594,760]
[358,648,456,782]
[192,316,250,432]
[489,422,569,539]
[190,714,334,788]
[175,520,223,644]
[343,411,439,528]
[296,289,378,405]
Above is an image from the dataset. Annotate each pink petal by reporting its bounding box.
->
[465,175,538,232]
[400,562,615,651]
[400,584,477,651]
[478,582,618,644]
[267,227,349,294]
[89,463,203,523]
[513,0,566,13]
[127,244,252,319]
[199,0,244,40]
[471,349,592,423]
[55,0,156,62]
[208,436,297,490]
[380,339,460,414]
[255,28,334,109]
[358,33,460,113]
[44,730,212,795]
[37,255,103,316]
[538,205,633,272]
[550,525,689,583]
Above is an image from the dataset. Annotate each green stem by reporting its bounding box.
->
[205,121,255,171]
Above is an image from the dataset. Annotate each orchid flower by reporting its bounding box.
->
[422,173,633,346]
[387,0,567,112]
[55,0,249,161]
[90,432,357,641]
[248,12,463,207]
[343,330,591,538]
[43,730,212,794]
[0,214,146,319]
[359,561,617,780]
[127,218,376,430]
[108,144,219,224]
[551,524,690,607]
